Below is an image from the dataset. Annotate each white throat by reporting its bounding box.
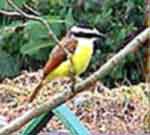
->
[76,37,95,46]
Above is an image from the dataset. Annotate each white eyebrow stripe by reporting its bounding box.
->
[70,26,100,35]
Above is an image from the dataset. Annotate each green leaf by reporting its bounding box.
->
[14,0,29,7]
[20,20,58,61]
[0,0,8,9]
[126,54,135,63]
[20,40,53,55]
[47,16,65,37]
[0,50,20,79]
[65,8,75,29]
[0,0,29,9]
[24,21,48,41]
[111,65,124,80]
[48,0,64,6]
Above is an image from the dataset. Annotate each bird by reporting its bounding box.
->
[22,25,103,135]
[29,25,103,102]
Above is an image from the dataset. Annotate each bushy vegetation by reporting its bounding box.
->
[0,0,145,87]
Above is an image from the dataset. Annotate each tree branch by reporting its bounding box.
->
[23,3,41,16]
[0,10,20,17]
[0,28,149,135]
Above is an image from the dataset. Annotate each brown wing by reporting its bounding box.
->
[29,36,77,102]
[43,37,78,77]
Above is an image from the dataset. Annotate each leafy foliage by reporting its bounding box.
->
[0,0,145,86]
[0,49,20,79]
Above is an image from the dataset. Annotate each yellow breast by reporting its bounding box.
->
[46,38,93,80]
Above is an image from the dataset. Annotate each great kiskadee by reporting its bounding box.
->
[23,25,103,135]
[29,25,103,102]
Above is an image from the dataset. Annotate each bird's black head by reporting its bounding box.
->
[69,25,105,39]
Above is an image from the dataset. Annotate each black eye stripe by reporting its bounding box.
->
[71,32,100,38]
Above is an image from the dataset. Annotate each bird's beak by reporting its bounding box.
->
[93,28,106,38]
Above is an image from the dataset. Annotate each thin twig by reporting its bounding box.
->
[0,28,149,135]
[23,3,40,16]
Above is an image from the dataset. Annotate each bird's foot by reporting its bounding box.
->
[75,76,83,83]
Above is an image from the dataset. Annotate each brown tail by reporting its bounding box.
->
[28,80,44,102]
